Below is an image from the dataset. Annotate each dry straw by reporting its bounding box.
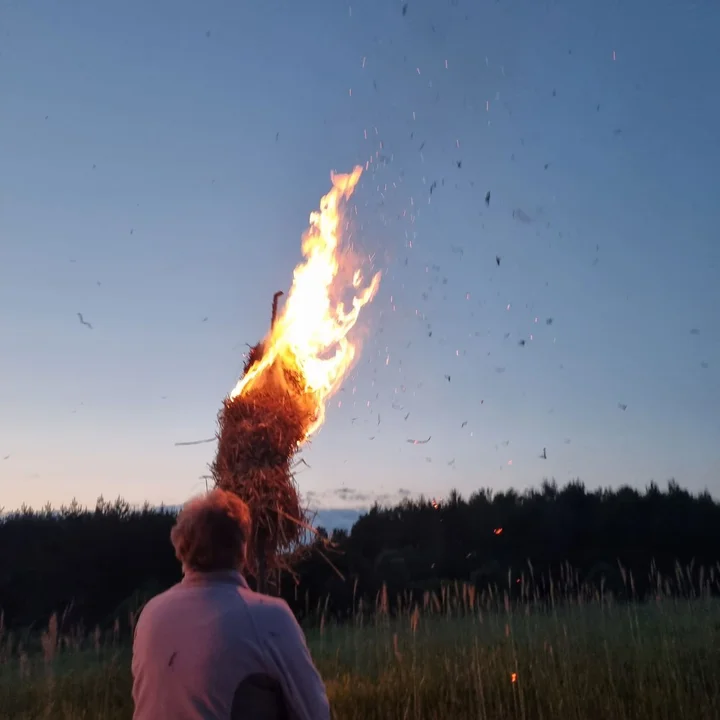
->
[211,292,314,590]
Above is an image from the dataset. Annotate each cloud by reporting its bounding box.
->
[304,486,419,512]
[332,487,372,503]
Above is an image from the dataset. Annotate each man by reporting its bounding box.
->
[132,489,330,720]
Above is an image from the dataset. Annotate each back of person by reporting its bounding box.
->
[132,490,329,720]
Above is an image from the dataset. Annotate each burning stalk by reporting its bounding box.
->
[211,167,380,594]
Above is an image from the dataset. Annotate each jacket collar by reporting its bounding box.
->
[181,569,249,589]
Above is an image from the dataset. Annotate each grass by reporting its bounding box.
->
[1,581,720,719]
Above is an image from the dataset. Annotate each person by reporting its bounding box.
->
[132,489,330,720]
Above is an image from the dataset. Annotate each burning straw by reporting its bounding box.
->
[211,167,380,592]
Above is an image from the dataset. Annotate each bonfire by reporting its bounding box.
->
[212,166,380,591]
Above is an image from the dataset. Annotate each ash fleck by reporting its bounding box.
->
[77,313,93,330]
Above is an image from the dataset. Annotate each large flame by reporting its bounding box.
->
[229,166,381,439]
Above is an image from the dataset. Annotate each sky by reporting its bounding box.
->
[1,0,719,521]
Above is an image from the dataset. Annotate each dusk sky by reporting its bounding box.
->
[2,0,719,518]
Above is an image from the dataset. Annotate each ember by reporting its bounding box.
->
[212,167,380,590]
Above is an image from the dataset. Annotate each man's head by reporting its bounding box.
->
[171,489,251,573]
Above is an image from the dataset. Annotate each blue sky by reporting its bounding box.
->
[1,0,719,516]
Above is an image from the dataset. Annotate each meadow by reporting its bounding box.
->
[1,579,719,720]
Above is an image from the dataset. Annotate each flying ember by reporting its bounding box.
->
[229,165,381,440]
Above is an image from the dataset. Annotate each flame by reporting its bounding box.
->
[229,166,381,439]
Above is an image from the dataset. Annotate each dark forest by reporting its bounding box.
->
[1,480,718,632]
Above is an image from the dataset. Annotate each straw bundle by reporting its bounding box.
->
[211,294,314,590]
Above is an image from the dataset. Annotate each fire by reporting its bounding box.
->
[229,166,381,439]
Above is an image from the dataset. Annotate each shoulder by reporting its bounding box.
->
[240,591,300,635]
[135,583,182,626]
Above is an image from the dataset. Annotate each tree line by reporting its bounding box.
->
[1,480,719,631]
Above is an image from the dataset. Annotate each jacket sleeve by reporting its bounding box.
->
[260,600,330,720]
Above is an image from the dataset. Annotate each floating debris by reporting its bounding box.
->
[407,436,432,445]
[77,313,93,330]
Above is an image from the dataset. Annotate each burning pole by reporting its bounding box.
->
[211,167,380,594]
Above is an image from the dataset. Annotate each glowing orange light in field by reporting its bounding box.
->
[493,527,503,535]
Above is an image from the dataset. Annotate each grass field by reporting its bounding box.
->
[1,585,719,719]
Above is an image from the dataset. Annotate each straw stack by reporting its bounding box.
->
[211,294,313,591]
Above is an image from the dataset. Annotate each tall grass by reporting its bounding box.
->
[2,568,720,719]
